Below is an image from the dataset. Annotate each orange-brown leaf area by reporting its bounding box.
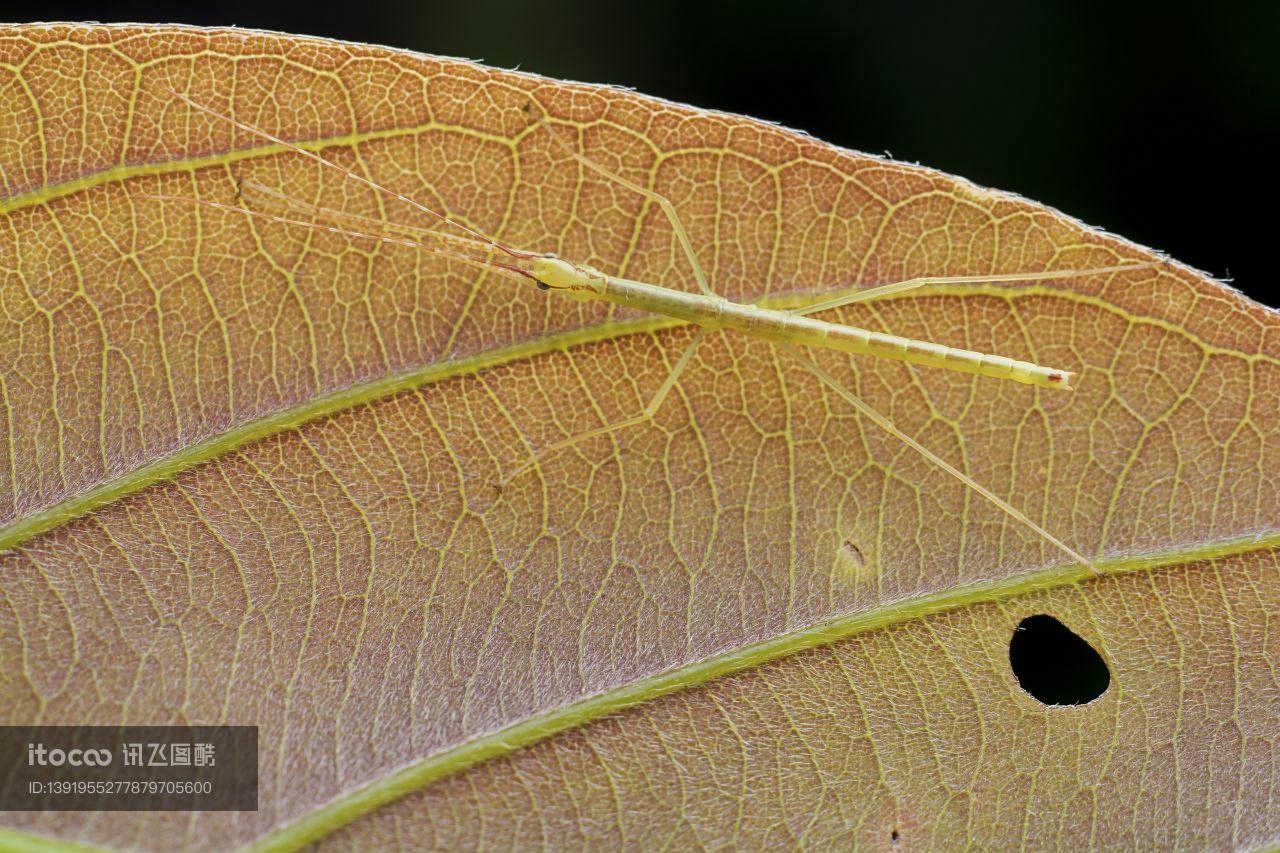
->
[0,23,1277,851]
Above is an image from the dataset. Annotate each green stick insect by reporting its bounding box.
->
[145,92,1148,578]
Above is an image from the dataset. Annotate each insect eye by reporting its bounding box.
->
[536,281,551,291]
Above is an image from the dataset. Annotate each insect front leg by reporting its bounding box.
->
[536,118,717,297]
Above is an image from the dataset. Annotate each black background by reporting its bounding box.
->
[5,3,1276,306]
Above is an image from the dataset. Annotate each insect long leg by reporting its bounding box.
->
[537,118,715,297]
[790,264,1153,316]
[173,91,540,261]
[781,343,1102,579]
[503,328,711,485]
[236,179,502,261]
[135,193,535,282]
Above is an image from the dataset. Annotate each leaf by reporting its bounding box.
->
[1,23,1276,851]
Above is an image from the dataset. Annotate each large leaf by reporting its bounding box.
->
[1,23,1276,851]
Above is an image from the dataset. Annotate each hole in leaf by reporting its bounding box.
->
[1008,614,1110,705]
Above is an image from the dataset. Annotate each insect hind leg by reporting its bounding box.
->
[780,344,1103,579]
[790,264,1152,316]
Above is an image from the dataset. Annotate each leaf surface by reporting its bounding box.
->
[0,24,1276,851]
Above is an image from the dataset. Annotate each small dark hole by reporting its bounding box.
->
[1009,614,1110,705]
[890,829,901,844]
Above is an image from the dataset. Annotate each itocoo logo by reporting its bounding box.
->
[27,743,112,767]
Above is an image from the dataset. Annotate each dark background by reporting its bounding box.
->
[7,3,1277,305]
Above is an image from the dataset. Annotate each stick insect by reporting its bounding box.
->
[146,92,1148,579]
